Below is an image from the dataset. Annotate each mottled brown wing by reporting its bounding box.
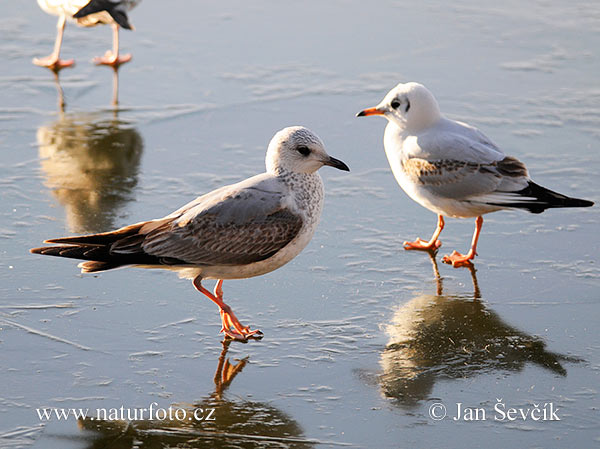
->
[401,156,527,199]
[138,208,303,266]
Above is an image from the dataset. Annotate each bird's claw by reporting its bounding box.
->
[33,56,75,72]
[93,51,132,68]
[442,250,474,268]
[219,308,263,342]
[221,327,263,342]
[403,237,442,251]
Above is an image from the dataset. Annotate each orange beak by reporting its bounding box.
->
[356,107,385,117]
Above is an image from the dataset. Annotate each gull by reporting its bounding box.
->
[357,82,593,267]
[34,0,140,70]
[31,126,349,341]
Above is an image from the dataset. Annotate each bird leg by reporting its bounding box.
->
[33,15,75,71]
[442,216,483,267]
[193,277,263,341]
[404,214,444,251]
[94,24,132,67]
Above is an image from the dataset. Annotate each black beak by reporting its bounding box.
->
[324,156,350,172]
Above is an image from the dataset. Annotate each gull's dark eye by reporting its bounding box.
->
[391,100,401,109]
[297,146,311,157]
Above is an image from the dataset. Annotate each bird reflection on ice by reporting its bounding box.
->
[378,254,570,407]
[36,111,143,233]
[78,341,315,449]
[49,65,124,112]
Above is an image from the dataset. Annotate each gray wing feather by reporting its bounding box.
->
[405,118,505,164]
[403,156,529,200]
[112,175,303,266]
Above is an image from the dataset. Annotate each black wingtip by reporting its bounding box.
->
[574,198,594,208]
[494,181,595,214]
[111,11,133,30]
[73,1,133,30]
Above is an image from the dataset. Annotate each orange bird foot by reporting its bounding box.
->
[219,307,263,342]
[221,328,264,342]
[93,51,132,68]
[33,56,75,71]
[403,237,442,251]
[442,250,476,268]
[193,278,264,342]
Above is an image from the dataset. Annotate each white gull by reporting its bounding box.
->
[358,82,593,267]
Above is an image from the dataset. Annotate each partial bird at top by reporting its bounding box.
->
[357,82,593,267]
[34,0,141,71]
[31,126,350,341]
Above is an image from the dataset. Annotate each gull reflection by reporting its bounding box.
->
[50,64,123,111]
[379,254,569,408]
[51,71,66,112]
[78,341,314,449]
[37,111,143,233]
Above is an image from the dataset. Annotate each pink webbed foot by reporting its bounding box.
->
[404,215,445,252]
[93,51,132,68]
[442,216,483,268]
[218,306,263,342]
[442,250,476,268]
[403,237,442,251]
[33,56,75,71]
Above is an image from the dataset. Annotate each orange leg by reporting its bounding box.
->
[404,214,444,251]
[33,15,75,71]
[94,24,132,68]
[442,216,483,268]
[192,277,262,341]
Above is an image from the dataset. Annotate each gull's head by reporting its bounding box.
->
[266,126,349,174]
[356,82,442,132]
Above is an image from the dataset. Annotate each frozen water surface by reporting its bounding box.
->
[1,1,598,448]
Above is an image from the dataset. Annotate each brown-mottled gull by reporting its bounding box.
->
[357,82,593,267]
[31,126,350,341]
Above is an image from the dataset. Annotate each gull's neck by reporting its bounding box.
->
[269,165,318,179]
[275,168,321,185]
[276,169,324,220]
[386,112,444,138]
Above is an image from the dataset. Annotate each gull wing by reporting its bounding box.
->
[401,156,530,200]
[398,118,531,199]
[113,174,304,266]
[405,118,506,164]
